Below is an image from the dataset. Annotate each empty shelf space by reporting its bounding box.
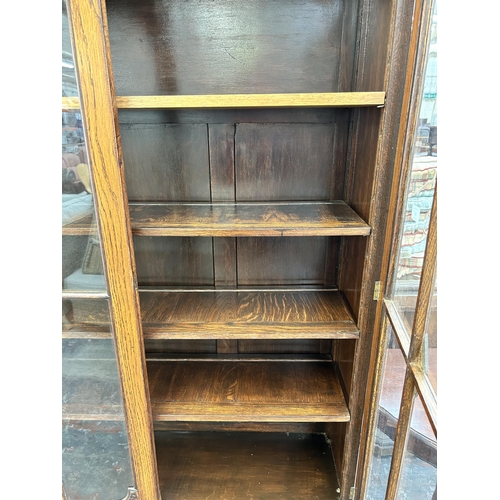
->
[141,290,359,339]
[155,431,339,499]
[148,358,349,422]
[128,201,370,237]
[63,91,385,109]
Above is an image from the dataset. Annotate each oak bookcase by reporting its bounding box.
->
[62,0,418,498]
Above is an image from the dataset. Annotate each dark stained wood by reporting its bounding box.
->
[217,340,239,354]
[144,340,217,354]
[209,123,235,202]
[133,236,214,287]
[148,360,349,421]
[339,0,420,496]
[209,123,238,289]
[120,123,211,202]
[118,107,341,125]
[213,237,237,287]
[128,202,370,236]
[140,290,359,339]
[153,422,326,434]
[237,340,324,354]
[235,124,335,201]
[105,0,350,95]
[237,237,331,286]
[155,431,339,499]
[333,339,357,398]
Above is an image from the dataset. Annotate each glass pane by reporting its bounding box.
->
[62,1,78,97]
[423,271,437,395]
[366,324,406,500]
[62,3,135,498]
[391,4,438,332]
[62,3,105,293]
[396,393,437,499]
[62,299,135,500]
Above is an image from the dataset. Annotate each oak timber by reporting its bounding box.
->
[148,359,349,422]
[63,202,370,236]
[63,91,385,110]
[140,290,359,339]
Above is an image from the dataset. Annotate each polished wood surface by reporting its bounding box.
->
[140,290,359,339]
[155,431,339,499]
[66,0,160,497]
[63,92,385,109]
[128,203,364,236]
[127,202,370,236]
[148,358,349,421]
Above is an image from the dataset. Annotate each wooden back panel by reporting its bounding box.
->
[105,0,356,95]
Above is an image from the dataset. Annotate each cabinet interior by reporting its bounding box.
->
[63,0,398,497]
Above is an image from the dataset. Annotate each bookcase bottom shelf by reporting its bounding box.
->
[155,431,340,500]
[148,358,350,422]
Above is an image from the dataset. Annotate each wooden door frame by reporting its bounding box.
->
[65,0,161,498]
[354,0,437,497]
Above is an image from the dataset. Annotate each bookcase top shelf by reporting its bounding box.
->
[62,91,385,110]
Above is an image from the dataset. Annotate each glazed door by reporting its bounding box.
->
[356,0,437,498]
[62,1,159,499]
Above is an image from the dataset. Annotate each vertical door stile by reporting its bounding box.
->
[66,0,160,498]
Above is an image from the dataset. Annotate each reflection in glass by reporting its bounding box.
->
[392,4,437,331]
[397,393,437,499]
[366,325,406,500]
[424,271,437,395]
[62,110,106,292]
[62,300,135,499]
[62,1,78,97]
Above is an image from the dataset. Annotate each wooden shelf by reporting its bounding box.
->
[62,91,385,110]
[155,431,339,499]
[63,202,370,237]
[129,201,370,237]
[141,290,359,339]
[148,357,349,422]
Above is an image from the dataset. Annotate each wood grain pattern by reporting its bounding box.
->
[120,123,210,202]
[127,202,370,236]
[148,360,349,421]
[66,0,160,497]
[155,431,339,499]
[140,290,359,339]
[63,92,385,109]
[133,236,214,287]
[235,124,335,202]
